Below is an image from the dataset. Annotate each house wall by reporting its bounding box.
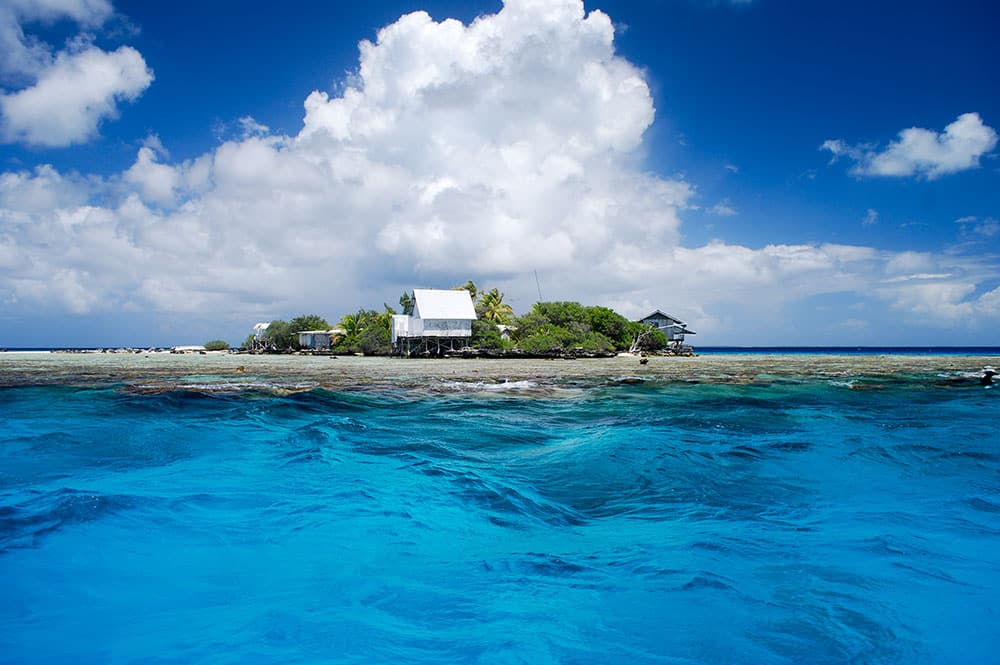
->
[298,332,333,349]
[393,316,471,340]
[422,319,472,336]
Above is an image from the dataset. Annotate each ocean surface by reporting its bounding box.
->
[1,353,998,664]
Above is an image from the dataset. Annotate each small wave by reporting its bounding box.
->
[123,380,319,395]
[0,488,137,552]
[437,379,539,393]
[964,497,1000,514]
[679,571,738,592]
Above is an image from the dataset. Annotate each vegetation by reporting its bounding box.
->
[398,291,414,315]
[470,318,507,349]
[508,301,666,353]
[261,320,295,350]
[204,339,230,351]
[477,287,514,324]
[245,282,668,356]
[627,324,669,352]
[456,280,479,300]
[333,307,394,355]
[243,314,333,351]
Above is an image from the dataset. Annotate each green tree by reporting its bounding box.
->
[509,301,638,352]
[478,288,514,324]
[262,315,332,350]
[262,319,294,350]
[586,306,632,349]
[335,308,394,355]
[626,322,668,352]
[530,301,590,329]
[204,339,230,351]
[338,312,364,340]
[455,280,479,300]
[471,319,504,349]
[399,291,414,315]
[289,314,331,333]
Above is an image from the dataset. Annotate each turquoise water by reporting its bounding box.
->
[1,363,998,663]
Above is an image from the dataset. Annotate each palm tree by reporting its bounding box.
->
[455,280,480,300]
[338,312,364,340]
[479,288,514,324]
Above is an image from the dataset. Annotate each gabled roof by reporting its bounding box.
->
[665,323,696,335]
[640,309,686,325]
[413,289,477,320]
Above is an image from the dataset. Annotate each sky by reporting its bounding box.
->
[0,0,998,347]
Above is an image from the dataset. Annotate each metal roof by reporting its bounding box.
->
[413,289,477,320]
[640,309,687,325]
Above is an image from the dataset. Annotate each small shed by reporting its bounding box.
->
[392,289,477,356]
[639,310,696,342]
[297,328,346,350]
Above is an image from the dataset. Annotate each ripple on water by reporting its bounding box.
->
[0,488,139,552]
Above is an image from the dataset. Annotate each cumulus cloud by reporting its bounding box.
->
[0,0,998,344]
[822,113,998,180]
[123,137,212,207]
[0,1,151,147]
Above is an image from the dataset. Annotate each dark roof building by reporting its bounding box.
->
[639,310,696,342]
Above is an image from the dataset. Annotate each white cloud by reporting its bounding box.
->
[955,215,999,238]
[0,0,113,82]
[822,113,998,180]
[708,200,737,216]
[0,0,998,344]
[2,45,152,147]
[973,219,999,237]
[237,116,270,138]
[0,1,152,147]
[863,208,878,225]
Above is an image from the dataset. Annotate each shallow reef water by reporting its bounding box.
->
[0,353,998,663]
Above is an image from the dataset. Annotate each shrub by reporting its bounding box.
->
[517,334,561,352]
[471,319,504,349]
[204,340,230,351]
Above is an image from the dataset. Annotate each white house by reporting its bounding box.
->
[391,289,477,356]
[639,310,696,342]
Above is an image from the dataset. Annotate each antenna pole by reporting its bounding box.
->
[534,270,543,302]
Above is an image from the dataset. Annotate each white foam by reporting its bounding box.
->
[439,379,539,393]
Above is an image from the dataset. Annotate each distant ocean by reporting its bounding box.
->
[698,346,1000,355]
[1,354,998,663]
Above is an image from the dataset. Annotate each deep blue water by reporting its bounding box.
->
[697,347,1000,356]
[1,378,999,663]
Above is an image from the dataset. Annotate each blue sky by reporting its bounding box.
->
[1,0,998,346]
